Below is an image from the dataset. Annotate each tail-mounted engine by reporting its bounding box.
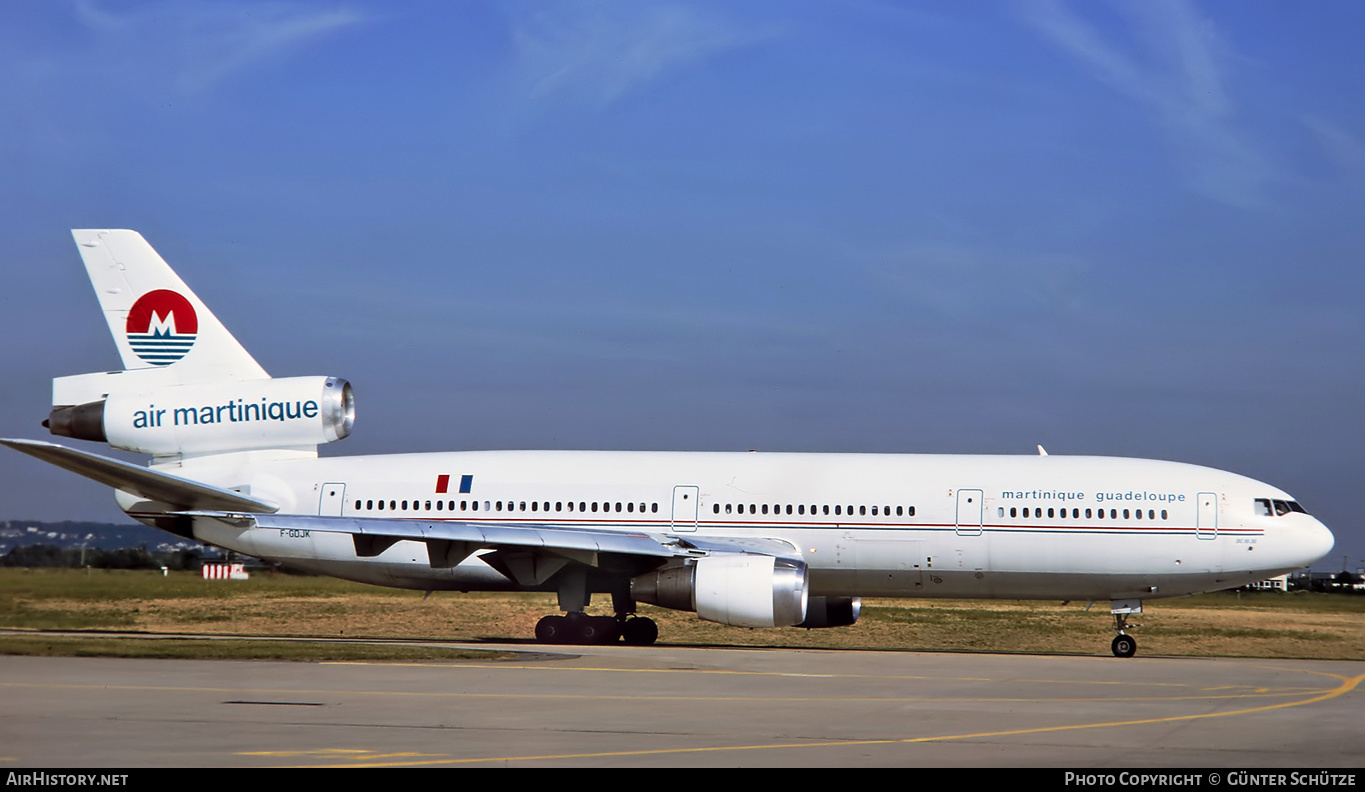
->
[46,376,354,457]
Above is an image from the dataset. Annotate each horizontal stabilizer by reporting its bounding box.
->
[0,438,276,513]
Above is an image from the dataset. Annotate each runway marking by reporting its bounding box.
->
[275,671,1365,767]
[241,749,446,760]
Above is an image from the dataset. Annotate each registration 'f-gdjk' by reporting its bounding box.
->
[4,231,1335,655]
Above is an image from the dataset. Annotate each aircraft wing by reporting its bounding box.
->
[0,438,277,513]
[246,512,680,561]
[183,511,803,577]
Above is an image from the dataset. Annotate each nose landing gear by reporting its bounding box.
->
[1110,599,1142,658]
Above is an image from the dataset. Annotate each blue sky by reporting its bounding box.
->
[1,1,1361,571]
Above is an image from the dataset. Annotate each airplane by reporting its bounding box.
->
[3,230,1336,656]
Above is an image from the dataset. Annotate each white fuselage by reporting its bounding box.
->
[135,450,1334,602]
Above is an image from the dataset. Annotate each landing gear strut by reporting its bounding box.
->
[1110,599,1141,658]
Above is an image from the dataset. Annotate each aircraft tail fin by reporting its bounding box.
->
[70,229,268,385]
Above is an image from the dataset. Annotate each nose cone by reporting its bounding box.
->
[1301,518,1336,568]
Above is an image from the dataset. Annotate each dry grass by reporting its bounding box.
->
[2,569,1363,659]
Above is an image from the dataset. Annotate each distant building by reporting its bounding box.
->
[1247,574,1288,592]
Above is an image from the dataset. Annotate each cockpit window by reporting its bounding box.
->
[1257,497,1310,516]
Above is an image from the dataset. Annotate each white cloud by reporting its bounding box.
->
[506,1,774,110]
[1017,0,1275,209]
[1303,115,1365,173]
[72,0,365,95]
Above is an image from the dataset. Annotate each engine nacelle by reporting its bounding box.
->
[797,596,861,628]
[47,376,354,457]
[632,555,808,628]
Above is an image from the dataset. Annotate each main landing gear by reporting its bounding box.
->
[534,572,658,645]
[533,613,658,645]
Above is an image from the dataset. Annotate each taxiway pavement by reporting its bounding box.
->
[1,643,1361,767]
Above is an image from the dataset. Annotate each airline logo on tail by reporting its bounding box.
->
[126,289,198,366]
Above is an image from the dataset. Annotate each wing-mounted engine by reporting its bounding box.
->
[46,375,354,458]
[631,554,809,628]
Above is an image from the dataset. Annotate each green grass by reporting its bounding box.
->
[0,567,371,601]
[1171,590,1365,612]
[0,634,517,662]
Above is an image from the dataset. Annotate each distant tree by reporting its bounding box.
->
[1,545,73,567]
